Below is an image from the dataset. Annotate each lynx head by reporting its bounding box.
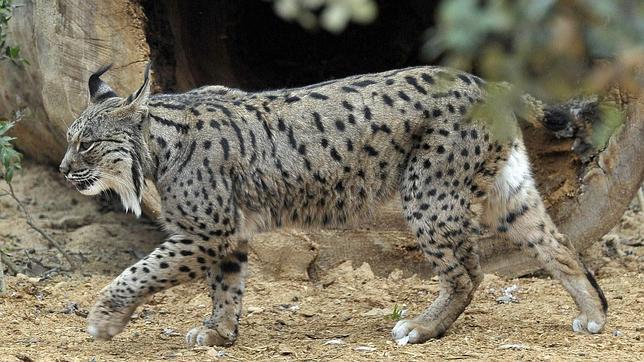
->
[60,63,152,216]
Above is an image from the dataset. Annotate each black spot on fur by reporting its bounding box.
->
[309,92,329,100]
[382,94,394,107]
[363,145,379,156]
[312,112,325,132]
[220,138,230,160]
[221,261,241,273]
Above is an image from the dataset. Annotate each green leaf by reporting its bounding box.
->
[0,121,14,135]
[5,167,13,183]
[8,46,19,59]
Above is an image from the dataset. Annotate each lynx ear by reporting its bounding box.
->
[88,64,118,103]
[123,62,152,109]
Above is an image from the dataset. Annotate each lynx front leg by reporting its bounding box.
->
[87,236,217,340]
[186,241,249,347]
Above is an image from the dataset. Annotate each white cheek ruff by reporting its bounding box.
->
[79,169,142,217]
[111,178,142,217]
[107,158,143,217]
[79,181,106,196]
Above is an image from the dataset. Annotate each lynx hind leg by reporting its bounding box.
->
[186,241,248,347]
[393,157,483,344]
[483,142,607,333]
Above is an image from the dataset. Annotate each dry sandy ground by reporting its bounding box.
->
[0,161,642,361]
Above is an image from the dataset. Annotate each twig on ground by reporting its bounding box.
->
[1,184,77,270]
[0,249,20,275]
[23,249,49,271]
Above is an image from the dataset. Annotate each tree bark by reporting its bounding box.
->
[0,0,149,164]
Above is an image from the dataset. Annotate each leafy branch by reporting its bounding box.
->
[0,0,27,65]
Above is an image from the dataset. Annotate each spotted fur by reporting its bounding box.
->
[60,64,607,346]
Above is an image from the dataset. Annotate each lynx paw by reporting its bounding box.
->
[572,314,605,334]
[392,320,439,345]
[86,301,135,340]
[186,326,236,347]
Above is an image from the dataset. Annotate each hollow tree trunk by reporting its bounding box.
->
[1,0,641,277]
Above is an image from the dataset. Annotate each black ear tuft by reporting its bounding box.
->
[89,64,118,103]
[124,62,152,107]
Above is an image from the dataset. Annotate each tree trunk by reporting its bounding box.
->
[1,0,641,277]
[0,0,149,164]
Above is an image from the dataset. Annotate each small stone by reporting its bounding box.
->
[62,301,88,317]
[334,261,354,275]
[498,344,528,350]
[206,348,225,358]
[247,306,264,314]
[300,309,316,317]
[62,301,79,314]
[323,339,344,345]
[362,307,390,317]
[356,262,375,279]
[278,345,294,355]
[162,328,180,337]
[278,303,299,312]
[16,273,40,283]
[388,269,403,281]
[496,285,519,304]
[613,330,623,337]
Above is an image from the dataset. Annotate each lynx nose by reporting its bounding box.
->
[59,162,70,175]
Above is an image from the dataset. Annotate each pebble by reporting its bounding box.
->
[16,273,41,284]
[278,303,299,312]
[247,306,264,314]
[498,344,528,350]
[206,348,225,358]
[324,339,345,346]
[388,269,403,281]
[278,344,294,355]
[355,346,377,352]
[162,328,180,337]
[496,285,519,304]
[355,262,375,280]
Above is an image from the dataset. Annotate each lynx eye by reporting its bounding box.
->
[79,141,96,153]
